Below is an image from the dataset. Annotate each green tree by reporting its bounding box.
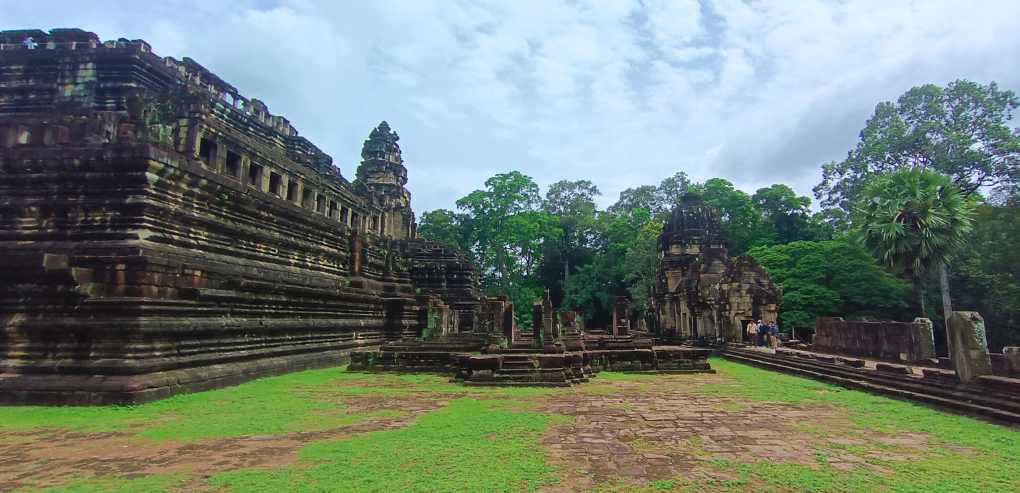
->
[752,184,816,244]
[816,79,1020,210]
[453,171,562,327]
[608,185,660,218]
[608,172,692,221]
[655,172,693,214]
[691,178,773,254]
[563,208,658,324]
[418,209,468,253]
[854,169,977,348]
[541,180,600,294]
[749,240,911,337]
[622,220,663,309]
[949,202,1020,350]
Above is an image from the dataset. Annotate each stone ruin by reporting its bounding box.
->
[948,311,993,383]
[451,290,713,385]
[652,193,782,343]
[814,317,936,363]
[0,29,490,404]
[0,28,716,403]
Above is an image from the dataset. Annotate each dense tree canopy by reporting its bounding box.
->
[421,173,829,327]
[691,178,775,254]
[417,209,467,253]
[608,172,692,220]
[415,78,1018,345]
[748,241,911,336]
[540,180,600,300]
[815,79,1020,210]
[752,184,821,244]
[950,203,1020,350]
[853,168,976,337]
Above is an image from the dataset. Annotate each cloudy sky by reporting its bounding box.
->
[6,1,1020,212]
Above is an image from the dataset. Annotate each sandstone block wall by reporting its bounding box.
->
[813,317,935,362]
[0,29,482,404]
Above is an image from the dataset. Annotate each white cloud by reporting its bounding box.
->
[4,0,1020,211]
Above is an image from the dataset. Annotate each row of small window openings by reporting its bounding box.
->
[199,137,370,228]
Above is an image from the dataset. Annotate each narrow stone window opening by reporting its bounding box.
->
[316,194,325,213]
[286,180,298,202]
[269,172,283,196]
[248,162,264,190]
[198,137,216,165]
[328,200,338,219]
[302,189,314,208]
[225,150,241,178]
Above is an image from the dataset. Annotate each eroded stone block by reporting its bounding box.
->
[948,311,992,383]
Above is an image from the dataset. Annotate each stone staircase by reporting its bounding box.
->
[455,353,592,387]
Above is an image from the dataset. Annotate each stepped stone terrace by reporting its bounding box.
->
[0,29,726,404]
[0,28,490,404]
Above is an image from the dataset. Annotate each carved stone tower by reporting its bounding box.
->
[653,193,780,342]
[356,121,414,239]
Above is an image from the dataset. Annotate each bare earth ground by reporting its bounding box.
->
[1,360,1017,492]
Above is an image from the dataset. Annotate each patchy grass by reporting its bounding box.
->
[0,368,553,443]
[210,397,569,493]
[19,473,189,493]
[6,359,1020,492]
[593,478,681,492]
[707,358,1020,452]
[595,372,661,382]
[0,368,400,441]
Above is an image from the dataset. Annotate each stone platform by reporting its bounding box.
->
[348,334,490,374]
[586,346,714,373]
[349,345,714,387]
[454,352,593,387]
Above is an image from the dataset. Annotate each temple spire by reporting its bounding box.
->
[355,121,413,238]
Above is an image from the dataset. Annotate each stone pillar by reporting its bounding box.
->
[532,302,543,349]
[612,296,630,336]
[349,232,364,277]
[212,138,226,172]
[542,293,558,342]
[948,311,992,383]
[507,306,518,344]
[912,317,936,361]
[1003,347,1020,376]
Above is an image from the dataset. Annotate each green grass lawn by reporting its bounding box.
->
[2,358,1018,492]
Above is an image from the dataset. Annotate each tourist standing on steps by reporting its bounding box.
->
[769,321,780,349]
[746,320,758,347]
[756,319,766,347]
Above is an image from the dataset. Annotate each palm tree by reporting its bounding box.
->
[854,169,976,353]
